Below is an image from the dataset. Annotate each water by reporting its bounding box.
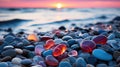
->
[0,8,120,33]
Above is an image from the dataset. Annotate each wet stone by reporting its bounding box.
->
[113,51,120,59]
[45,55,58,66]
[12,57,22,64]
[96,64,108,67]
[86,55,97,65]
[21,59,32,66]
[1,49,16,57]
[42,50,52,57]
[0,62,8,67]
[58,61,72,67]
[75,57,87,67]
[0,56,12,62]
[33,56,44,63]
[62,36,73,41]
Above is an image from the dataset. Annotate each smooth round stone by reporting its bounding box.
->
[67,39,77,46]
[80,40,96,52]
[15,42,24,48]
[82,33,90,38]
[58,61,72,67]
[71,44,79,50]
[96,64,108,67]
[21,59,32,65]
[33,56,44,63]
[59,26,66,30]
[86,64,95,67]
[56,52,68,61]
[4,35,15,43]
[107,33,115,40]
[92,49,112,61]
[44,39,55,50]
[68,50,78,57]
[1,49,16,57]
[117,56,120,63]
[0,62,8,67]
[22,39,30,45]
[79,53,90,60]
[108,61,117,67]
[27,34,39,42]
[45,55,58,66]
[86,56,97,65]
[75,57,87,67]
[12,57,22,64]
[68,56,76,65]
[24,45,34,51]
[54,39,63,44]
[42,50,52,57]
[15,48,23,54]
[41,36,52,41]
[62,36,73,41]
[28,51,35,58]
[38,61,46,67]
[3,45,14,50]
[0,56,12,62]
[53,44,67,57]
[35,45,45,55]
[92,35,107,45]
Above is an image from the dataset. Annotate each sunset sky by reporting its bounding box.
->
[0,0,120,8]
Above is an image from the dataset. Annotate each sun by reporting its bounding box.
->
[56,3,63,8]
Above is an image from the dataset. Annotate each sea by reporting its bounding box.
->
[0,8,120,34]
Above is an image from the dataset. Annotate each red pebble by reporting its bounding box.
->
[44,39,55,50]
[53,44,67,57]
[93,35,107,45]
[41,36,52,41]
[80,40,96,52]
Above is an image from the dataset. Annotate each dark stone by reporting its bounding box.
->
[1,49,16,57]
[21,59,32,65]
[59,26,66,30]
[0,56,12,62]
[86,55,97,65]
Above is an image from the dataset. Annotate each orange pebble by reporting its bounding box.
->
[27,34,39,42]
[53,44,67,57]
[44,39,55,50]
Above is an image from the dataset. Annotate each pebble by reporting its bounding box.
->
[27,34,39,42]
[33,56,44,63]
[86,56,97,65]
[62,36,73,41]
[86,64,95,67]
[68,56,76,65]
[24,45,34,51]
[92,49,112,61]
[79,53,90,60]
[0,62,8,67]
[75,57,87,67]
[107,33,115,40]
[15,48,23,54]
[32,65,42,67]
[54,39,63,44]
[80,40,96,52]
[53,44,67,57]
[21,59,32,65]
[38,61,47,67]
[68,50,78,57]
[45,55,59,66]
[0,56,12,62]
[12,57,22,64]
[116,56,120,63]
[35,45,45,55]
[96,64,108,67]
[58,61,72,67]
[92,35,107,45]
[113,51,120,59]
[71,44,79,50]
[42,50,52,57]
[67,39,77,47]
[108,61,117,67]
[3,45,14,50]
[4,35,15,43]
[44,39,55,50]
[1,49,16,57]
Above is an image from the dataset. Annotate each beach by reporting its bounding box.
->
[0,8,120,67]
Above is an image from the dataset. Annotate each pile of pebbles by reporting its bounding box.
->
[0,16,120,67]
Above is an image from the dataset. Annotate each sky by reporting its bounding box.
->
[0,0,120,8]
